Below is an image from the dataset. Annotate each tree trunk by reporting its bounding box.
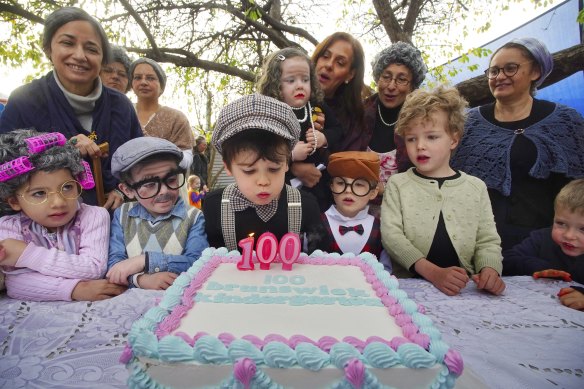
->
[456,43,584,107]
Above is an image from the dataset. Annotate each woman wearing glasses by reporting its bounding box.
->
[363,42,428,216]
[0,129,125,301]
[452,38,584,250]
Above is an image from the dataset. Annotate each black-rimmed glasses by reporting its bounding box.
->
[127,169,186,199]
[17,180,82,205]
[484,62,532,79]
[330,177,376,197]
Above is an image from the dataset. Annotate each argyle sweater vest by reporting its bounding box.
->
[119,202,201,258]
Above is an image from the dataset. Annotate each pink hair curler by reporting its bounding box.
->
[77,160,96,190]
[25,132,66,154]
[0,156,35,182]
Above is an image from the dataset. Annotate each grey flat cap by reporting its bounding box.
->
[211,94,301,154]
[111,137,183,180]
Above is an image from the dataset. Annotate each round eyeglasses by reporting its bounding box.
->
[17,180,82,205]
[330,177,376,197]
[484,61,532,79]
[378,73,411,87]
[127,170,186,199]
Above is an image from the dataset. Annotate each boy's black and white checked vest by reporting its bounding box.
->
[220,184,302,251]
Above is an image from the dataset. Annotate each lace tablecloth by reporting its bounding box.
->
[1,276,583,389]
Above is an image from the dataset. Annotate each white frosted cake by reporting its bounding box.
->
[123,247,463,388]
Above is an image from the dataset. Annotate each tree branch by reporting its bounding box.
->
[0,3,45,24]
[118,0,160,57]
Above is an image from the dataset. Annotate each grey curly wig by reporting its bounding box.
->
[0,129,84,214]
[372,42,428,89]
[256,47,324,105]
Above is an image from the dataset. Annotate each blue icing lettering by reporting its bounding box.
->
[347,288,368,297]
[240,285,258,293]
[206,281,224,290]
[293,287,317,294]
[319,285,329,295]
[259,285,278,293]
[331,288,347,296]
[279,286,292,293]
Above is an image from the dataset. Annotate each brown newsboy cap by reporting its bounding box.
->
[327,151,380,182]
[211,94,301,154]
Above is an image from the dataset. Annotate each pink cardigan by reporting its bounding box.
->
[0,203,110,301]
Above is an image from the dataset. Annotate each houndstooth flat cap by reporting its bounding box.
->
[211,94,301,153]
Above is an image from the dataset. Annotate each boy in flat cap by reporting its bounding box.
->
[203,94,329,253]
[381,86,504,296]
[323,151,391,270]
[106,137,208,290]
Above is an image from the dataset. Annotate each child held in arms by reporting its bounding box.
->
[381,86,505,296]
[0,129,124,301]
[107,137,208,290]
[504,179,584,311]
[322,151,391,271]
[202,94,329,253]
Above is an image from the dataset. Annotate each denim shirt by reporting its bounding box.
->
[108,198,208,287]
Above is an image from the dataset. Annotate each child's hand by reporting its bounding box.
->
[558,287,584,311]
[472,267,506,295]
[415,259,469,296]
[137,272,177,290]
[305,129,327,149]
[0,239,27,267]
[533,269,573,282]
[292,141,314,162]
[106,255,146,285]
[71,279,127,301]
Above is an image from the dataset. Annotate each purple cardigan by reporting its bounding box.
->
[0,204,110,301]
[0,71,143,205]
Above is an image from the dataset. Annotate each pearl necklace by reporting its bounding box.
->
[292,105,308,123]
[378,103,397,127]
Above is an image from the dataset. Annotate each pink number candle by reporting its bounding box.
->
[237,233,255,270]
[279,232,301,271]
[256,232,278,270]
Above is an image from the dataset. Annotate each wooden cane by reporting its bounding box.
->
[92,142,109,206]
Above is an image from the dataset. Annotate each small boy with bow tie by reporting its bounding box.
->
[322,151,391,271]
[202,94,329,253]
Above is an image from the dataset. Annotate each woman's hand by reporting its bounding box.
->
[70,134,106,159]
[103,190,124,210]
[290,162,322,188]
[312,110,325,132]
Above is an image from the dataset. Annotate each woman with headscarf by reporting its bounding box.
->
[130,58,194,170]
[451,37,584,250]
[0,7,142,210]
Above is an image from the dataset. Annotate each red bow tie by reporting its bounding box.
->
[339,224,364,235]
